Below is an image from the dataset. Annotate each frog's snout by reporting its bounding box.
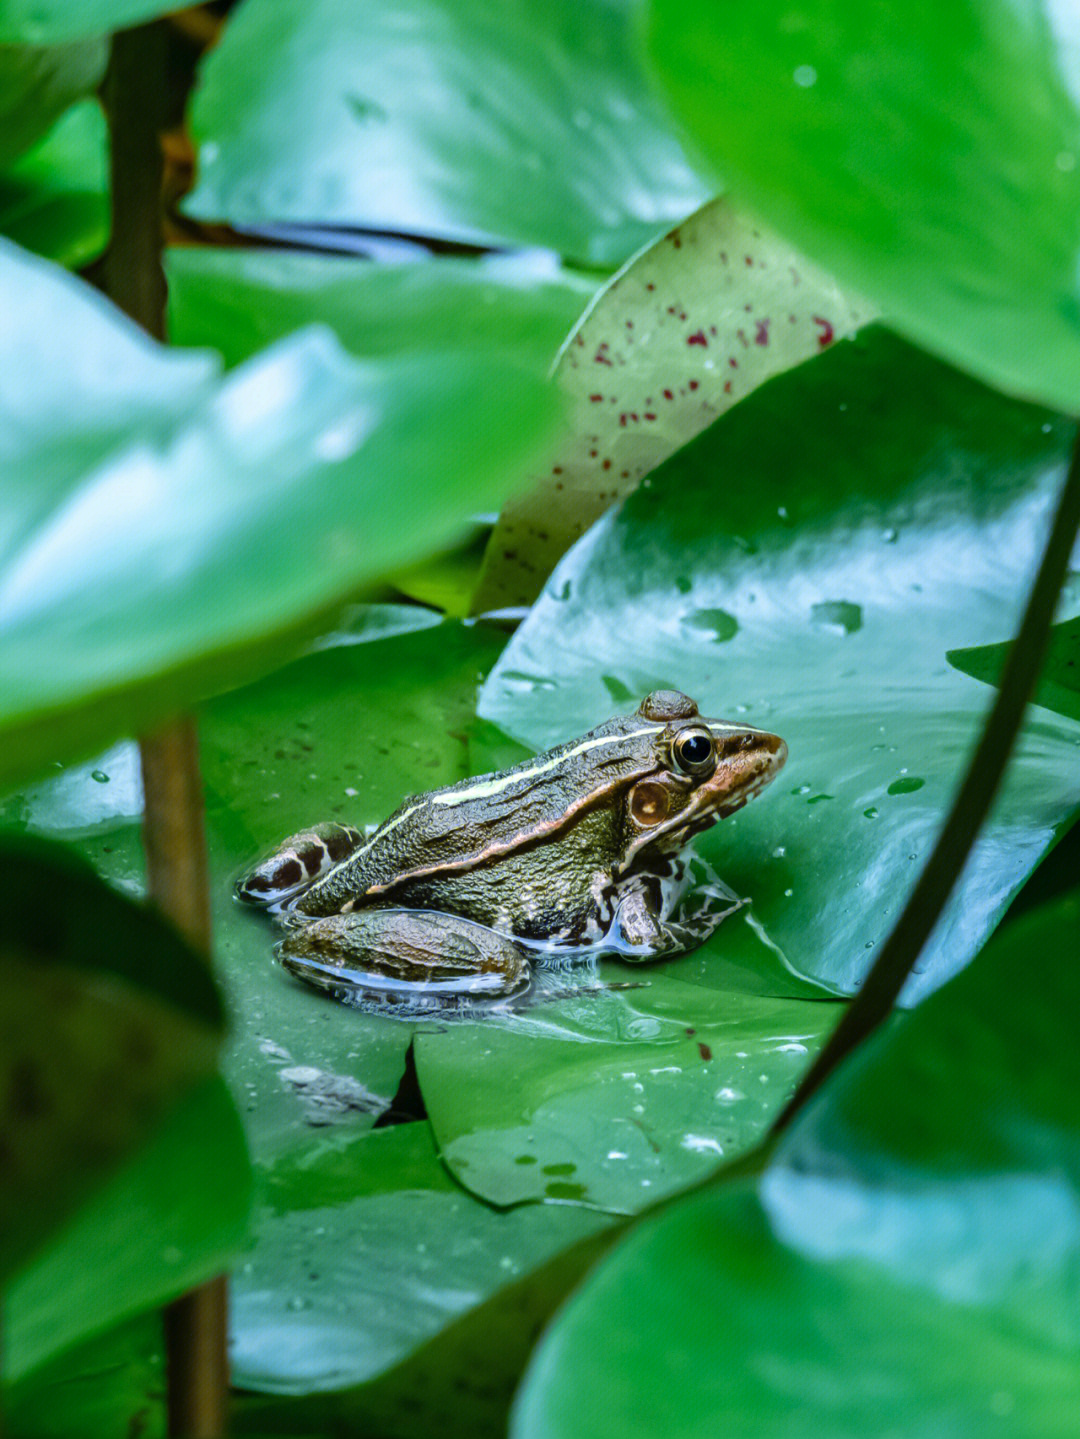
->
[766,734,788,771]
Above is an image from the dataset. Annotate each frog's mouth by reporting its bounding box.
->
[620,734,787,870]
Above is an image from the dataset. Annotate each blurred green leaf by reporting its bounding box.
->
[481,327,1080,1000]
[185,0,712,266]
[949,615,1080,723]
[0,832,224,1283]
[5,1315,163,1439]
[514,889,1080,1439]
[166,247,595,371]
[0,1,175,43]
[0,38,105,164]
[648,0,1080,413]
[0,98,108,265]
[5,1078,250,1381]
[0,240,557,787]
[473,196,872,611]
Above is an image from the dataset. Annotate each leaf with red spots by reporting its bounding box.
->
[471,196,872,613]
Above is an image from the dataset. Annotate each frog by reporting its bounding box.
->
[236,689,787,1006]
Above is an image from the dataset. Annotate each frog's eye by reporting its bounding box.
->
[672,729,716,776]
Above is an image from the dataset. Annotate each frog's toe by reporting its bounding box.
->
[236,823,363,906]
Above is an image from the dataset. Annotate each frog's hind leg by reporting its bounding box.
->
[236,822,364,907]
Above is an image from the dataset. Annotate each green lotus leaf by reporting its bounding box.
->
[0,98,107,265]
[0,0,175,43]
[0,240,556,787]
[480,327,1080,999]
[949,614,1080,724]
[185,0,712,266]
[0,38,105,164]
[513,889,1080,1439]
[166,246,595,373]
[647,0,1080,413]
[5,1078,250,1381]
[0,832,228,1286]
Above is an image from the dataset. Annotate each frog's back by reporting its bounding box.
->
[296,711,668,915]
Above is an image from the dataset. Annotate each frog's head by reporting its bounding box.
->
[618,690,787,868]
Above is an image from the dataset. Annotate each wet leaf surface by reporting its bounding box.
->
[481,328,1080,1001]
[416,977,838,1211]
[3,618,839,1389]
[185,0,712,266]
[514,889,1080,1439]
[473,196,872,611]
[232,1120,609,1394]
[648,0,1080,413]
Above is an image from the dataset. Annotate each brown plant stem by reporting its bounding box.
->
[773,425,1080,1134]
[101,21,229,1437]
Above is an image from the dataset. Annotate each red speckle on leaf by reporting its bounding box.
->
[663,388,674,400]
[552,466,563,474]
[688,379,699,391]
[744,255,754,266]
[626,319,634,329]
[589,449,598,457]
[724,380,732,394]
[708,325,718,336]
[644,412,657,421]
[729,357,739,369]
[589,393,603,402]
[646,281,656,291]
[602,458,612,469]
[812,316,835,348]
[687,330,708,347]
[619,413,629,426]
[719,251,728,263]
[667,305,679,316]
[754,319,771,346]
[672,232,682,248]
[697,1041,712,1062]
[575,334,585,347]
[594,342,613,366]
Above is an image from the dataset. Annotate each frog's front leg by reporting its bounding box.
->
[278,909,530,1003]
[611,886,742,960]
[236,822,364,907]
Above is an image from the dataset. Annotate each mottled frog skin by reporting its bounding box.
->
[237,690,786,1004]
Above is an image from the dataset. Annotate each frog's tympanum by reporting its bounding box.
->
[237,691,786,1006]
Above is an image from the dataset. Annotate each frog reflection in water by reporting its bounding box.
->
[237,690,787,1005]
